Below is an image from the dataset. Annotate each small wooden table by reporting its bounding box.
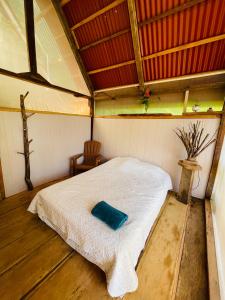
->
[178,160,202,204]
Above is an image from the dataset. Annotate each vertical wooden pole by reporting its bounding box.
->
[19,93,34,191]
[183,89,189,113]
[90,97,94,140]
[0,159,5,200]
[205,101,225,198]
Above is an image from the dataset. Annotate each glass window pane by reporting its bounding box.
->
[0,74,90,116]
[34,0,90,96]
[0,0,29,72]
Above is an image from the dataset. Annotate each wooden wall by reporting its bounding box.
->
[0,112,91,197]
[94,117,220,199]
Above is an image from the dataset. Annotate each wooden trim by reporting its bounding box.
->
[94,70,225,93]
[51,1,94,94]
[205,200,220,300]
[142,34,225,61]
[88,35,225,75]
[206,102,225,198]
[0,160,5,201]
[127,0,144,89]
[88,60,135,75]
[79,28,130,52]
[183,89,189,113]
[71,0,125,30]
[0,68,90,99]
[139,0,206,27]
[94,113,222,120]
[0,107,90,118]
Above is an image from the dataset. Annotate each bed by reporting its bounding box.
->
[28,157,172,297]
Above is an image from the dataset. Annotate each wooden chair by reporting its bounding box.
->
[70,140,103,176]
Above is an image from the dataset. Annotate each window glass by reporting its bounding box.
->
[0,0,29,72]
[0,75,90,116]
[34,0,90,96]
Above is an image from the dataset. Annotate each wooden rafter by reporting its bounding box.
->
[60,0,71,6]
[88,60,135,75]
[127,0,144,89]
[139,0,206,27]
[74,0,205,52]
[51,1,93,94]
[71,0,125,30]
[88,34,225,75]
[79,28,130,52]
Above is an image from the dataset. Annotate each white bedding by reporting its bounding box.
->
[28,157,172,297]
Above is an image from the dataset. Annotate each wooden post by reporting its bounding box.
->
[178,160,201,204]
[183,89,189,113]
[18,92,34,191]
[89,97,94,140]
[0,159,5,200]
[205,101,225,198]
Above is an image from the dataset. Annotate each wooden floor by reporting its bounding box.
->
[0,180,208,300]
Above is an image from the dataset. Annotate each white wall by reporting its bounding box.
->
[211,139,225,299]
[94,118,220,199]
[0,112,91,197]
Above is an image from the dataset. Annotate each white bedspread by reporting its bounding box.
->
[28,157,172,297]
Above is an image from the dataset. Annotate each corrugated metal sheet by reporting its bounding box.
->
[62,0,225,90]
[90,64,138,89]
[143,40,225,81]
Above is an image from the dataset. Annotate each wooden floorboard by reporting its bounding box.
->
[175,199,208,300]
[0,223,56,275]
[0,181,208,300]
[0,236,73,300]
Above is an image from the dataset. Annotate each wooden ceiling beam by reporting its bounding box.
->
[127,0,144,90]
[138,0,206,27]
[88,34,225,75]
[88,60,135,75]
[71,0,125,30]
[79,28,130,52]
[75,0,206,52]
[60,0,71,6]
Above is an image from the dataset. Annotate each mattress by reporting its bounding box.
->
[28,157,172,297]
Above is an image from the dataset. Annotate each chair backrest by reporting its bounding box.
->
[83,140,101,164]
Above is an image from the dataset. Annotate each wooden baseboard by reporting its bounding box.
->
[205,199,220,300]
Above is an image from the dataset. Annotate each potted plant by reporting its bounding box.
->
[141,87,151,113]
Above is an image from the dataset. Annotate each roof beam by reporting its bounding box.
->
[88,34,225,74]
[127,0,144,89]
[88,60,135,75]
[142,34,225,61]
[52,0,93,94]
[60,0,71,6]
[73,0,205,52]
[79,28,130,52]
[138,0,206,27]
[71,0,125,30]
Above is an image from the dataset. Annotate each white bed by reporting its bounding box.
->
[28,157,172,297]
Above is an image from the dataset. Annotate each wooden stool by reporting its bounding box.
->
[178,160,202,204]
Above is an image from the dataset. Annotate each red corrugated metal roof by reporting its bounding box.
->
[62,0,225,90]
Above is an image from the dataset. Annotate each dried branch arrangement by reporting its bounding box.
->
[174,121,217,160]
[17,92,35,190]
